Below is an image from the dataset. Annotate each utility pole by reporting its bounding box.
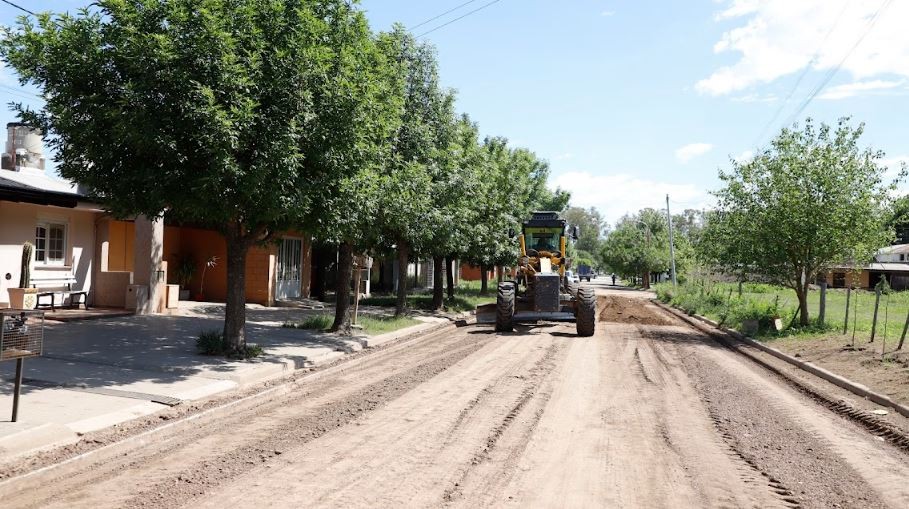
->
[666,194,678,286]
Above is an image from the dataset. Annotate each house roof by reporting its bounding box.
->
[0,169,89,208]
[831,262,909,273]
[877,244,909,255]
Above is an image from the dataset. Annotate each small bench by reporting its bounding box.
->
[30,273,88,311]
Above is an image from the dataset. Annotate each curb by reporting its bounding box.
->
[651,299,909,419]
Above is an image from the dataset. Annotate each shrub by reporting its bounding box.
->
[283,314,333,330]
[197,329,227,355]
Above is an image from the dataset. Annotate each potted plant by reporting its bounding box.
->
[7,242,39,309]
[175,255,196,300]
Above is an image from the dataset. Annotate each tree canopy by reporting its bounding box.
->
[700,118,903,326]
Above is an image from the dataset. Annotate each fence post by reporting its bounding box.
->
[899,308,909,351]
[818,282,827,325]
[843,285,851,334]
[870,286,882,343]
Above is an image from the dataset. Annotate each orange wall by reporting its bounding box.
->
[108,220,135,272]
[175,227,276,305]
[460,263,495,281]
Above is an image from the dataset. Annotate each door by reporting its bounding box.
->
[276,238,303,300]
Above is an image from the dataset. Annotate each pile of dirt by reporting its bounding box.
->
[597,295,674,326]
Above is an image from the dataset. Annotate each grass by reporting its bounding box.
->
[284,313,420,336]
[654,280,909,344]
[196,329,264,359]
[359,279,495,313]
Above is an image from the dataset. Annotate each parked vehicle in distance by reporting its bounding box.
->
[577,264,594,282]
[566,270,580,284]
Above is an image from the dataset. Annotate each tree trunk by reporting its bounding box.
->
[642,269,650,289]
[497,266,504,283]
[331,242,353,332]
[432,255,444,310]
[445,256,455,299]
[395,243,409,317]
[223,232,250,352]
[796,286,810,326]
[480,264,489,294]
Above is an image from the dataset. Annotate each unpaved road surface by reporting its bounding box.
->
[2,286,909,508]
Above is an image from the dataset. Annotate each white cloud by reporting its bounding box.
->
[552,152,574,161]
[601,10,615,17]
[881,155,909,181]
[550,172,710,224]
[675,143,714,163]
[817,79,904,100]
[734,150,754,163]
[698,0,909,96]
[731,93,778,103]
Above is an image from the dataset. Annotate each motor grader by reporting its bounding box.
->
[494,211,596,336]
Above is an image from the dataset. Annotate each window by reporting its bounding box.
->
[35,222,66,265]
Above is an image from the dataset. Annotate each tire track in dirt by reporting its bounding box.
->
[6,329,493,509]
[442,342,563,506]
[642,325,892,509]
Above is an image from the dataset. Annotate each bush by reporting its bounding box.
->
[283,315,333,330]
[197,329,227,355]
[197,329,264,359]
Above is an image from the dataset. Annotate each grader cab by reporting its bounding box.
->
[495,211,596,336]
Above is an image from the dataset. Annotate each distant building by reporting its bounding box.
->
[825,244,909,290]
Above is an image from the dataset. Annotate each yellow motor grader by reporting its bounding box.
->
[494,211,596,336]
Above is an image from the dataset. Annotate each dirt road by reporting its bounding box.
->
[3,287,909,508]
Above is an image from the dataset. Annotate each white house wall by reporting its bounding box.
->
[0,200,97,306]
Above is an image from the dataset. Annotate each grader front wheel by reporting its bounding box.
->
[576,286,596,337]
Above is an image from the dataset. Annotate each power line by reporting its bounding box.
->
[409,0,479,31]
[780,0,894,129]
[0,0,36,17]
[415,0,504,38]
[750,0,850,148]
[0,83,41,101]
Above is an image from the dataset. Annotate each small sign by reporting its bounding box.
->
[1,310,44,361]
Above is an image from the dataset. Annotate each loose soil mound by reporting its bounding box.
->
[598,295,674,326]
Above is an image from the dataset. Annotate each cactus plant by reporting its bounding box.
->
[19,241,33,288]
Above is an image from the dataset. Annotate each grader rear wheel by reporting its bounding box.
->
[495,282,515,332]
[576,286,596,337]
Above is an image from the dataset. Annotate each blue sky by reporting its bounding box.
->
[4,0,909,223]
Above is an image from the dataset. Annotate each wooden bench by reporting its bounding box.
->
[30,273,88,311]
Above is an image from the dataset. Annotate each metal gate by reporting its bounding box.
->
[276,238,303,300]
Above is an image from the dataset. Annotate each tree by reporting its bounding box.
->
[304,15,404,332]
[0,0,372,350]
[886,194,909,244]
[563,206,606,255]
[374,27,452,316]
[600,209,670,288]
[703,118,903,326]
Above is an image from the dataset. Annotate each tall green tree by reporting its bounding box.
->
[600,208,670,287]
[702,118,903,326]
[374,26,452,316]
[0,0,370,350]
[563,206,606,255]
[303,16,404,332]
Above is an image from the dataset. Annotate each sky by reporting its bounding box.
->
[3,0,909,224]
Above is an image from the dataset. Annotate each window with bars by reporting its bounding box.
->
[35,223,66,265]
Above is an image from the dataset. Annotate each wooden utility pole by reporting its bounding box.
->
[666,194,678,286]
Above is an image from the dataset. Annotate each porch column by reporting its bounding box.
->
[133,215,165,314]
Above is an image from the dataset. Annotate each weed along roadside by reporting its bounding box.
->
[655,281,909,408]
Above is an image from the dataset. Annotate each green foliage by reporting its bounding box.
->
[600,208,671,279]
[196,330,227,356]
[563,207,606,255]
[700,118,904,325]
[283,315,334,330]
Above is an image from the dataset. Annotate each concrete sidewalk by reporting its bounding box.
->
[0,303,451,461]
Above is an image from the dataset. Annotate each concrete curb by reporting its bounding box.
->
[651,299,909,419]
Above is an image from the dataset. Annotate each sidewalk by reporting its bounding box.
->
[0,302,451,461]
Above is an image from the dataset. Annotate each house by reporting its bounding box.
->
[0,123,360,312]
[825,244,909,290]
